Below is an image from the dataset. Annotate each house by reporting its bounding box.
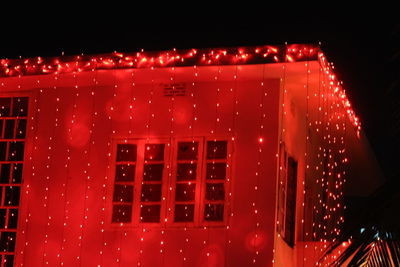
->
[0,44,383,266]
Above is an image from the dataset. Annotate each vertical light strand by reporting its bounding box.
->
[302,60,310,266]
[162,65,177,266]
[252,64,267,264]
[273,57,287,266]
[41,72,60,266]
[20,75,39,266]
[111,68,123,266]
[224,65,239,266]
[99,62,112,267]
[77,66,97,266]
[58,69,79,266]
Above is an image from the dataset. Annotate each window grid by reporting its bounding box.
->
[0,96,28,267]
[140,144,166,223]
[173,141,199,223]
[110,138,230,227]
[203,141,228,223]
[111,144,137,224]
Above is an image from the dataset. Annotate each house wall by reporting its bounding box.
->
[0,64,280,267]
[273,60,350,266]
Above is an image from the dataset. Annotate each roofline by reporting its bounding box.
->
[0,43,320,77]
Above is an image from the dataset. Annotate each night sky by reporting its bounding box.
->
[1,15,398,179]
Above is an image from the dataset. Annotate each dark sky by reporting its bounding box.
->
[1,15,398,178]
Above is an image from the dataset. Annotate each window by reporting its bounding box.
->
[277,144,298,247]
[0,96,29,267]
[110,138,231,226]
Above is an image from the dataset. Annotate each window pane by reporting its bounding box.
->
[12,163,23,184]
[174,204,194,222]
[204,204,224,221]
[4,255,14,267]
[207,141,227,159]
[175,183,196,201]
[0,98,11,117]
[177,142,198,160]
[0,231,16,252]
[115,164,135,182]
[0,208,5,228]
[112,204,132,223]
[140,205,160,223]
[113,184,133,203]
[0,119,3,138]
[1,164,11,184]
[141,184,162,202]
[7,209,18,229]
[144,144,165,161]
[12,97,28,117]
[116,144,137,162]
[8,141,24,161]
[4,186,20,206]
[205,183,225,201]
[15,119,27,139]
[177,163,197,181]
[206,163,226,180]
[0,142,6,161]
[4,120,14,139]
[143,164,164,181]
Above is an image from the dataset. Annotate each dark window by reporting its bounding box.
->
[144,144,165,161]
[4,120,15,139]
[205,183,225,201]
[113,185,133,203]
[177,142,198,160]
[8,141,24,161]
[11,164,23,184]
[0,231,16,252]
[204,204,224,221]
[0,164,11,184]
[140,184,162,202]
[0,96,28,262]
[0,98,11,117]
[175,183,196,201]
[4,187,21,206]
[174,204,194,222]
[115,164,135,182]
[143,164,164,181]
[206,141,227,159]
[140,205,161,223]
[174,141,199,223]
[7,209,18,229]
[177,163,197,181]
[116,144,137,162]
[112,205,132,223]
[206,163,226,180]
[203,141,228,222]
[15,119,27,139]
[12,97,28,117]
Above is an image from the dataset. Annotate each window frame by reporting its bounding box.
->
[0,93,32,267]
[108,136,233,229]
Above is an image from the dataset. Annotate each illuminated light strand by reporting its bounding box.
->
[0,46,360,136]
[58,70,79,266]
[0,45,319,78]
[161,65,178,266]
[77,67,97,266]
[302,61,311,265]
[15,75,30,266]
[41,72,60,266]
[21,78,41,267]
[224,65,239,264]
[97,62,109,267]
[252,64,267,264]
